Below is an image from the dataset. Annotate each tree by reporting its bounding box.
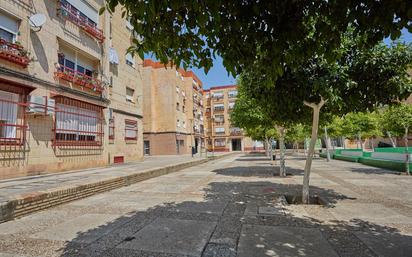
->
[341,112,382,150]
[381,103,412,174]
[319,115,345,160]
[230,87,286,176]
[238,39,412,203]
[285,124,310,150]
[103,0,411,78]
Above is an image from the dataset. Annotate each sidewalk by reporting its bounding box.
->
[0,152,230,223]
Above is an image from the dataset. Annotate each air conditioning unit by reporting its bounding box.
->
[27,95,55,115]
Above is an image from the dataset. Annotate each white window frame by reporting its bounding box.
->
[0,12,19,43]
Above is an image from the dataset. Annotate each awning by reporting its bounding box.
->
[109,47,119,65]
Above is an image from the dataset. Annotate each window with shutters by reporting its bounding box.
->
[125,119,138,140]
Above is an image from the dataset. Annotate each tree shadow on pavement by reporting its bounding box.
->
[348,167,403,175]
[212,166,304,177]
[52,181,412,257]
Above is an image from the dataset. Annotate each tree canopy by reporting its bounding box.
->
[381,103,412,138]
[103,0,412,77]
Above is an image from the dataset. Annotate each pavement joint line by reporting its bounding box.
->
[0,153,237,223]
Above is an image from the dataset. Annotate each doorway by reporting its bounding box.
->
[144,140,150,155]
[231,139,242,151]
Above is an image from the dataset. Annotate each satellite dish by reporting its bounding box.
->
[28,13,46,31]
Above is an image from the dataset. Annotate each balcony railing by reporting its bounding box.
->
[0,39,31,68]
[230,130,242,136]
[54,65,104,94]
[214,108,225,112]
[58,1,105,43]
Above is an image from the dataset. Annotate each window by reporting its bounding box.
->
[214,139,226,147]
[228,90,238,98]
[125,119,137,140]
[215,127,225,134]
[108,117,115,140]
[176,102,180,111]
[0,12,18,43]
[59,0,99,26]
[212,92,224,100]
[229,102,235,109]
[126,87,134,103]
[54,97,103,146]
[176,86,180,93]
[125,53,135,67]
[0,90,19,142]
[177,119,180,127]
[182,121,186,128]
[58,52,94,78]
[213,104,224,111]
[214,115,224,123]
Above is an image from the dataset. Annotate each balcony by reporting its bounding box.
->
[0,39,31,68]
[230,128,243,136]
[212,96,224,102]
[213,107,225,112]
[54,65,104,94]
[58,0,105,43]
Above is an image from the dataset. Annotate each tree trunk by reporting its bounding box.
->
[387,131,396,147]
[278,127,286,177]
[265,137,269,157]
[302,98,326,204]
[269,138,274,161]
[324,126,331,162]
[404,127,410,175]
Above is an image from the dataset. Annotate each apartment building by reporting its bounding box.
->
[0,0,143,179]
[204,85,262,152]
[142,59,204,155]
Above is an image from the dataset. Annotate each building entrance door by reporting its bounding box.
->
[144,140,150,155]
[231,139,242,151]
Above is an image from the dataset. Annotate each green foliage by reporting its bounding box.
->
[285,124,310,144]
[320,116,344,138]
[230,87,278,141]
[103,0,411,76]
[340,111,382,140]
[238,37,412,128]
[381,103,412,137]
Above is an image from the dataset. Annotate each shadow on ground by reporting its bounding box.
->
[45,180,412,257]
[348,167,403,175]
[212,166,304,177]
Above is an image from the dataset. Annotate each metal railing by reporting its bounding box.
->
[54,64,104,94]
[58,0,105,43]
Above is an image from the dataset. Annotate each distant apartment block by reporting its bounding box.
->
[142,59,204,155]
[203,85,263,152]
[0,0,143,179]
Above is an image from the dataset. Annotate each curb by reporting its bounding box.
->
[0,153,233,223]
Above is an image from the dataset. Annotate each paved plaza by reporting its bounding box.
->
[0,154,411,257]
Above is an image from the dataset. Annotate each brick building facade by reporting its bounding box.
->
[142,60,204,155]
[0,0,143,179]
[203,85,263,152]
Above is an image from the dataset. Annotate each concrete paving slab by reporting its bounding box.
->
[30,214,121,243]
[355,231,412,257]
[171,200,228,215]
[238,225,339,257]
[329,203,412,224]
[258,206,284,216]
[117,218,216,256]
